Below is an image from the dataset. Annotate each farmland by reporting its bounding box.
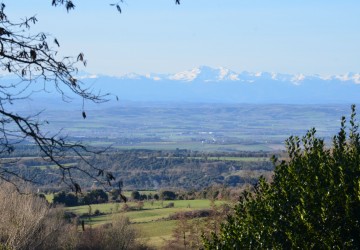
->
[65,199,226,248]
[15,102,352,152]
[2,103,355,248]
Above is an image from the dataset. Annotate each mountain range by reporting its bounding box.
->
[78,66,360,104]
[4,66,360,105]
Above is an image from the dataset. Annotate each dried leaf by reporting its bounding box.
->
[54,38,60,47]
[69,77,77,87]
[107,172,116,181]
[97,170,104,177]
[66,1,75,12]
[30,50,36,60]
[77,52,84,61]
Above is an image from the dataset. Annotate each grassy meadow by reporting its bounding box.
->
[66,199,224,248]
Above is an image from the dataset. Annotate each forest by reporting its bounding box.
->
[2,148,273,192]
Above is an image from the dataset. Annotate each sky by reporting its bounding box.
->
[5,0,360,76]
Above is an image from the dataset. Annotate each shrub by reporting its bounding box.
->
[82,189,108,204]
[53,191,79,206]
[130,190,141,200]
[203,105,360,249]
[0,183,74,250]
[160,190,176,200]
[77,215,143,250]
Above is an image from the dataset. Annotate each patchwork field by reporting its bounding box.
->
[66,199,224,248]
[31,103,352,152]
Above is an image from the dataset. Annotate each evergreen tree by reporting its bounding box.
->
[204,105,360,249]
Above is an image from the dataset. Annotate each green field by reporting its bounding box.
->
[66,199,223,248]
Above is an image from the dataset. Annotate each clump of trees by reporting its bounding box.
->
[203,105,360,249]
[53,189,109,206]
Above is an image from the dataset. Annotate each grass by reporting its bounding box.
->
[68,203,120,215]
[66,199,224,248]
[134,220,176,248]
[67,200,216,219]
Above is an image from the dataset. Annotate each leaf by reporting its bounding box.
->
[54,38,60,47]
[77,52,84,61]
[116,4,121,13]
[97,169,104,177]
[107,172,116,181]
[66,1,75,12]
[69,77,77,87]
[30,50,36,60]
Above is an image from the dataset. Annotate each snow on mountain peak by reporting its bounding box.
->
[119,72,143,80]
[169,67,201,81]
[77,66,360,85]
[219,67,239,80]
[334,73,360,84]
[169,66,240,82]
[291,74,306,84]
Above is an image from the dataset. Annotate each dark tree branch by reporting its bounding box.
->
[0,3,114,192]
[0,0,181,193]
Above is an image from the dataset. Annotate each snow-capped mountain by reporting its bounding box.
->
[104,65,360,85]
[168,66,239,82]
[4,66,360,105]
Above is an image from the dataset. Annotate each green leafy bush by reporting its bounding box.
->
[204,105,360,249]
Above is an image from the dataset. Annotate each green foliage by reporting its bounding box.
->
[160,190,177,200]
[131,190,141,200]
[53,191,79,206]
[82,189,109,204]
[154,193,160,200]
[204,105,360,249]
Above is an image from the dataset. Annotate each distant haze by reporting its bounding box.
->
[78,66,360,105]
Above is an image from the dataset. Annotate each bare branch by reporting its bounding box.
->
[0,3,114,191]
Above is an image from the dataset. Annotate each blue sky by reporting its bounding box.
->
[6,0,360,76]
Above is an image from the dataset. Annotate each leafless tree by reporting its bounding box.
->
[0,182,77,250]
[0,1,181,191]
[0,2,114,191]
